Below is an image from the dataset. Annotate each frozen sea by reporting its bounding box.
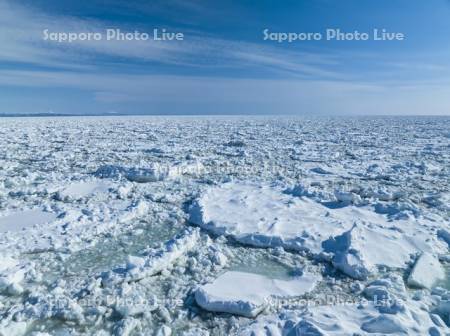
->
[0,116,449,335]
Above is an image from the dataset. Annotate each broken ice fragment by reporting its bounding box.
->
[407,252,445,289]
[195,271,319,317]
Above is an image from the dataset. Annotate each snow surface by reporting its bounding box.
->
[407,252,445,289]
[94,161,204,183]
[195,271,319,317]
[0,210,56,233]
[57,180,111,200]
[0,254,29,294]
[0,116,448,335]
[189,182,347,253]
[190,182,448,279]
[240,273,449,335]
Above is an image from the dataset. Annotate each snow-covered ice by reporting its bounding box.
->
[240,273,449,335]
[195,271,319,317]
[0,116,448,335]
[190,182,448,279]
[103,227,201,284]
[0,254,30,295]
[57,180,112,200]
[407,252,445,289]
[0,210,56,233]
[189,182,347,252]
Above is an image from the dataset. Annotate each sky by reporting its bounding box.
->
[0,0,450,115]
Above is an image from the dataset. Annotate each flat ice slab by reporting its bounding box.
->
[190,183,347,253]
[322,223,423,280]
[0,210,57,233]
[407,252,445,289]
[191,183,449,279]
[58,180,111,199]
[195,271,319,317]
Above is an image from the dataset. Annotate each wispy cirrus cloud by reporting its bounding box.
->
[1,0,449,115]
[0,0,343,78]
[2,0,448,81]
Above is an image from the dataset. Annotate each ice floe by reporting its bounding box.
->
[195,271,320,317]
[0,320,28,336]
[0,254,29,295]
[0,209,56,233]
[94,161,204,183]
[322,223,427,279]
[407,252,445,289]
[57,180,112,200]
[190,182,448,280]
[189,182,347,253]
[0,200,150,255]
[240,274,449,335]
[0,116,448,334]
[102,227,201,284]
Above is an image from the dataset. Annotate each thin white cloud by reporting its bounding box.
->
[0,0,184,67]
[0,0,449,115]
[2,0,447,82]
[0,0,343,79]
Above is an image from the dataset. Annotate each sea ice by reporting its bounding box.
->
[190,182,448,279]
[240,275,448,336]
[0,116,448,334]
[0,254,30,295]
[407,252,445,289]
[0,210,56,233]
[103,227,201,284]
[189,182,348,253]
[195,271,319,317]
[322,223,423,279]
[95,161,204,183]
[0,321,27,336]
[57,180,112,200]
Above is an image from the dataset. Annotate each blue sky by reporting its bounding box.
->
[1,0,450,115]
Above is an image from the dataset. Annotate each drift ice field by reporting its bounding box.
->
[0,116,449,335]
